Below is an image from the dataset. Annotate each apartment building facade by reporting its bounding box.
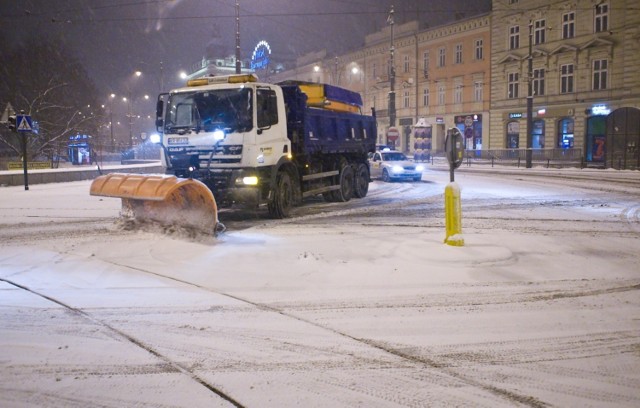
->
[269,14,492,156]
[490,0,640,168]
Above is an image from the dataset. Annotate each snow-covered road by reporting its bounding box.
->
[1,167,639,407]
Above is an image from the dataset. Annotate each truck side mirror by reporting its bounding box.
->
[155,95,167,132]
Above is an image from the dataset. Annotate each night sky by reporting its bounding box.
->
[1,0,491,98]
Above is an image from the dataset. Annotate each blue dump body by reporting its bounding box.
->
[278,84,377,159]
[322,83,363,107]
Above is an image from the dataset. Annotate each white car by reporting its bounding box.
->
[369,150,424,182]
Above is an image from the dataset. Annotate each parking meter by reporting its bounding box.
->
[444,127,464,182]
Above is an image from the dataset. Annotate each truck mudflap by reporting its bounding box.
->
[90,173,222,235]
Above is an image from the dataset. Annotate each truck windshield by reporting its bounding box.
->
[164,88,253,134]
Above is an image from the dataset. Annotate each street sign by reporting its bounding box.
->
[386,126,400,141]
[16,114,33,132]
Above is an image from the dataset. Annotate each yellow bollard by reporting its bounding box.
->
[444,182,464,246]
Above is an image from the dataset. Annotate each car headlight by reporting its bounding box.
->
[391,165,403,173]
[415,164,425,172]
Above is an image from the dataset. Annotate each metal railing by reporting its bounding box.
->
[461,148,586,169]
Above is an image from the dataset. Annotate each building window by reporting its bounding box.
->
[423,88,430,106]
[455,44,463,64]
[422,51,430,78]
[557,118,574,148]
[509,26,520,50]
[403,55,410,73]
[562,12,575,39]
[593,59,608,90]
[509,0,519,4]
[532,119,545,148]
[475,39,483,60]
[372,62,377,78]
[507,121,520,148]
[595,2,609,33]
[474,81,483,102]
[508,72,519,99]
[437,82,445,105]
[533,68,545,96]
[534,19,546,45]
[561,64,574,93]
[438,47,446,67]
[454,83,463,104]
[403,90,410,108]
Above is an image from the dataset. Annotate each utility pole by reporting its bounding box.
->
[235,0,241,74]
[526,20,533,168]
[388,5,396,128]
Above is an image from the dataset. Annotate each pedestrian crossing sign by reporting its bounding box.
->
[16,114,33,132]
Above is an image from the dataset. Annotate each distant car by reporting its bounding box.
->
[369,150,424,182]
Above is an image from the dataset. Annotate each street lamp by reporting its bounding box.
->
[526,20,533,168]
[109,93,116,151]
[388,5,396,128]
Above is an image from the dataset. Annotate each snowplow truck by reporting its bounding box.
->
[153,74,377,218]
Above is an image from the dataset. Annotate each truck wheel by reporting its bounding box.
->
[334,163,354,202]
[382,169,391,182]
[268,171,293,218]
[353,163,369,198]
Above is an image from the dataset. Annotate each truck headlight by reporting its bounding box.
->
[236,176,258,186]
[149,133,161,144]
[213,129,225,141]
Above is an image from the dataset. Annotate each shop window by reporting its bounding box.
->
[532,119,545,148]
[557,118,574,148]
[586,116,606,162]
[507,121,520,148]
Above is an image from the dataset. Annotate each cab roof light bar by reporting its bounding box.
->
[187,74,259,87]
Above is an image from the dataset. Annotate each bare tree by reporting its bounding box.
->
[0,37,102,162]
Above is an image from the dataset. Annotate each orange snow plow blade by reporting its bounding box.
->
[90,173,221,235]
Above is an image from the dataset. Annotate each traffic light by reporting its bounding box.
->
[8,114,17,132]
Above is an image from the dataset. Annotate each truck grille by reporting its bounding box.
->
[188,144,243,166]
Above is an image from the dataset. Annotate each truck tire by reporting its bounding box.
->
[353,163,369,198]
[334,163,354,202]
[268,171,293,218]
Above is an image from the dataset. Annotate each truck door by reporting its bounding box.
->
[255,87,289,166]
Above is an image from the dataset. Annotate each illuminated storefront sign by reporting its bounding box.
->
[509,112,523,119]
[251,41,271,70]
[591,104,611,116]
